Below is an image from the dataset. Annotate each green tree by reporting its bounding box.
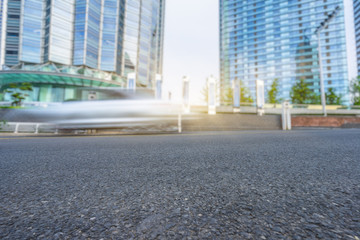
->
[290,79,318,104]
[267,78,280,105]
[350,76,360,105]
[222,85,233,106]
[326,87,342,105]
[310,93,321,105]
[209,81,253,105]
[239,80,254,103]
[6,82,33,106]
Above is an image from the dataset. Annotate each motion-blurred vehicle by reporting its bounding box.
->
[2,90,181,131]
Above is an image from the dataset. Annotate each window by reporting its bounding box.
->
[6,50,18,54]
[8,14,19,19]
[7,32,19,37]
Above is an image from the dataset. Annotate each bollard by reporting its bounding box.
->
[178,113,182,133]
[207,76,217,115]
[233,79,240,113]
[287,107,291,130]
[35,124,40,134]
[282,101,291,130]
[256,80,265,116]
[182,76,190,114]
[14,123,19,134]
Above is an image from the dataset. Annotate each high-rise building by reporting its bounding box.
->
[220,0,357,105]
[354,0,360,75]
[0,0,165,102]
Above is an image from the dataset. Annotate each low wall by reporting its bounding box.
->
[292,116,360,128]
[182,114,282,131]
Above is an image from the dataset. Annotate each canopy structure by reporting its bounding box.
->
[0,71,124,88]
[0,65,128,102]
[0,62,126,88]
[0,63,132,102]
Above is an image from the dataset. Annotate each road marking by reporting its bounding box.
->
[3,128,358,140]
[0,130,323,140]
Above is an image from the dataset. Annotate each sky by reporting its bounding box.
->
[162,0,219,105]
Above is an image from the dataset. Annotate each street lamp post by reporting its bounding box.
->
[316,31,326,117]
[314,6,341,117]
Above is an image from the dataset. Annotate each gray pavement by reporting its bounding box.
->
[0,130,360,239]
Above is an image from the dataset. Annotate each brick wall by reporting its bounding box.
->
[292,116,360,128]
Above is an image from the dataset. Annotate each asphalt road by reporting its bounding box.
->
[0,130,360,239]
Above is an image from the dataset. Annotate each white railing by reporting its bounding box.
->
[190,104,360,115]
[0,122,57,134]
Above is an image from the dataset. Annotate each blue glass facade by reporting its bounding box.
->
[47,0,75,65]
[85,0,101,68]
[354,0,360,75]
[0,0,165,89]
[100,0,119,71]
[4,0,21,66]
[220,0,357,104]
[0,0,6,66]
[122,0,164,86]
[20,0,44,63]
[73,0,86,66]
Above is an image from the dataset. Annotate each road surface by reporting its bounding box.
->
[0,130,359,239]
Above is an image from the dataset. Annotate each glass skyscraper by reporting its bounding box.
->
[0,0,165,102]
[220,0,357,105]
[354,0,360,75]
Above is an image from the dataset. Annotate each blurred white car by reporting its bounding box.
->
[47,99,181,129]
[2,91,182,130]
